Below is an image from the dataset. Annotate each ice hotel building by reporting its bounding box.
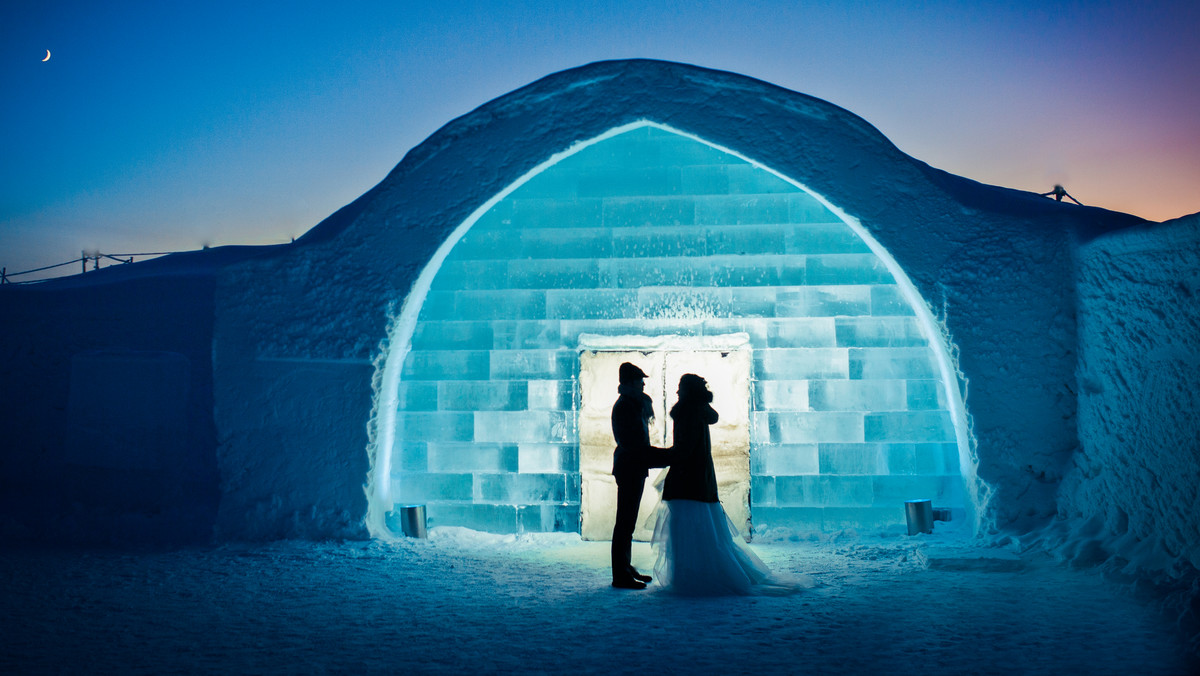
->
[4,61,1194,578]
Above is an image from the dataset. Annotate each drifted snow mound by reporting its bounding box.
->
[1035,212,1200,622]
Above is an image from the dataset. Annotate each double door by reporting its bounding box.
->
[578,345,751,541]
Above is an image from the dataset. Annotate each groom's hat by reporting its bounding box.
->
[618,362,648,383]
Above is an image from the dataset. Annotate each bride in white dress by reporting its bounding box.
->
[652,373,809,596]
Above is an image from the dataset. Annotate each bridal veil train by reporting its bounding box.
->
[651,373,812,596]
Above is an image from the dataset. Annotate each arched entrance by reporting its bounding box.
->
[367,122,980,538]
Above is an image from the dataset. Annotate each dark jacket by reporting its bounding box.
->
[611,385,667,481]
[662,396,720,502]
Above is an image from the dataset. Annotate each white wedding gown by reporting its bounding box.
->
[650,497,812,596]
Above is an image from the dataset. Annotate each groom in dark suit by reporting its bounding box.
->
[610,362,670,590]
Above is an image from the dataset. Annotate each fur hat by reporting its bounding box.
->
[618,362,648,384]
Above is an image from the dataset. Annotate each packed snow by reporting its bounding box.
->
[3,530,1195,674]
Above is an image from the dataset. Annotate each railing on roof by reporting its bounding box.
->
[1,250,179,285]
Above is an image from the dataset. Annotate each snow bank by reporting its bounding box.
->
[1041,213,1200,587]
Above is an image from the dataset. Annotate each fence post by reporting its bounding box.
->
[82,251,87,274]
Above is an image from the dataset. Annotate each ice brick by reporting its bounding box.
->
[818,443,887,475]
[474,410,573,443]
[451,229,524,260]
[611,225,705,257]
[522,227,613,258]
[527,380,574,411]
[756,348,849,380]
[546,289,638,320]
[883,443,942,475]
[788,194,838,223]
[402,350,489,381]
[603,196,696,228]
[680,164,730,195]
[452,290,547,321]
[701,318,769,348]
[427,502,517,533]
[476,473,567,503]
[835,317,927,347]
[518,444,573,473]
[776,286,871,317]
[870,285,917,316]
[808,379,906,411]
[709,256,790,287]
[417,291,457,321]
[766,318,837,348]
[431,260,507,291]
[695,194,792,225]
[731,285,779,312]
[806,254,895,285]
[705,224,786,256]
[397,381,437,411]
[864,411,956,443]
[654,131,740,165]
[518,503,582,533]
[427,442,519,473]
[753,380,810,411]
[787,223,872,254]
[577,166,682,197]
[394,441,428,472]
[411,321,493,350]
[905,380,946,410]
[508,197,603,228]
[489,349,575,380]
[397,412,474,442]
[725,164,796,194]
[775,475,873,507]
[849,347,937,379]
[637,287,732,319]
[505,258,601,290]
[871,475,955,506]
[936,442,961,473]
[751,443,820,475]
[390,472,473,502]
[751,475,776,506]
[490,321,561,350]
[605,257,712,288]
[437,380,527,411]
[770,411,865,444]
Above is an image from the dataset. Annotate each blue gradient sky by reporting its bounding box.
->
[4,1,1198,277]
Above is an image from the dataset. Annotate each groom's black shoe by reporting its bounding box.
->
[629,570,652,583]
[612,577,647,590]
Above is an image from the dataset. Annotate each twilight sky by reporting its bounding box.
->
[4,1,1198,279]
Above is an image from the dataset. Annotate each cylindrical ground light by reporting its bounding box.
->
[905,499,934,535]
[396,504,428,538]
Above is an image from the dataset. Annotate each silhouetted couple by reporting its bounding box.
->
[611,363,799,594]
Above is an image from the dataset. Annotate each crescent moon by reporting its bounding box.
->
[42,49,51,62]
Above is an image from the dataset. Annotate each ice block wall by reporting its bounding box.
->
[385,124,967,534]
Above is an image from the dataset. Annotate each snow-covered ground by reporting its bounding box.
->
[3,529,1195,675]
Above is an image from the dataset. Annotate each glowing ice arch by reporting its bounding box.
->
[365,120,987,538]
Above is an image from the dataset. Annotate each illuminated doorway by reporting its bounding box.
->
[578,335,752,541]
